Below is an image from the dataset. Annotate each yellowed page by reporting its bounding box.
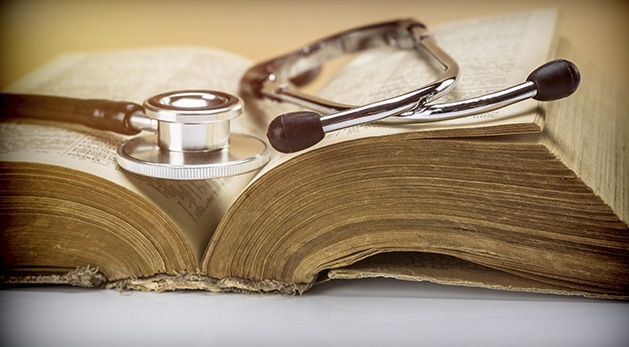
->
[256,9,558,173]
[0,47,258,261]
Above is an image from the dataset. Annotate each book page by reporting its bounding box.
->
[256,9,558,172]
[0,47,259,261]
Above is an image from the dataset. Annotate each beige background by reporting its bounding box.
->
[1,0,627,88]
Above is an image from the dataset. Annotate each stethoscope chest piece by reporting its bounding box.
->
[116,90,269,180]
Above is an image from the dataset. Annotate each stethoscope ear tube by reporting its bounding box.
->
[264,59,581,153]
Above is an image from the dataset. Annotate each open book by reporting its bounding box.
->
[1,9,627,299]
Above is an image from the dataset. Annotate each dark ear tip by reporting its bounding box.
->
[266,116,290,152]
[527,59,581,101]
[266,111,325,153]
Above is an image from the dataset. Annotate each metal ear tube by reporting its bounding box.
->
[264,59,581,153]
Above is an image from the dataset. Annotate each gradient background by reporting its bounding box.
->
[1,0,628,88]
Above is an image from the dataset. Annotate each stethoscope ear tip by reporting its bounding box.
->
[267,110,325,153]
[527,59,581,101]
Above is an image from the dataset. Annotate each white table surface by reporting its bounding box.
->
[1,278,628,347]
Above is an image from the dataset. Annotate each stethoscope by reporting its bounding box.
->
[0,19,580,180]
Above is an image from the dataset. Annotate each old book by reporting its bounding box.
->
[1,9,627,299]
